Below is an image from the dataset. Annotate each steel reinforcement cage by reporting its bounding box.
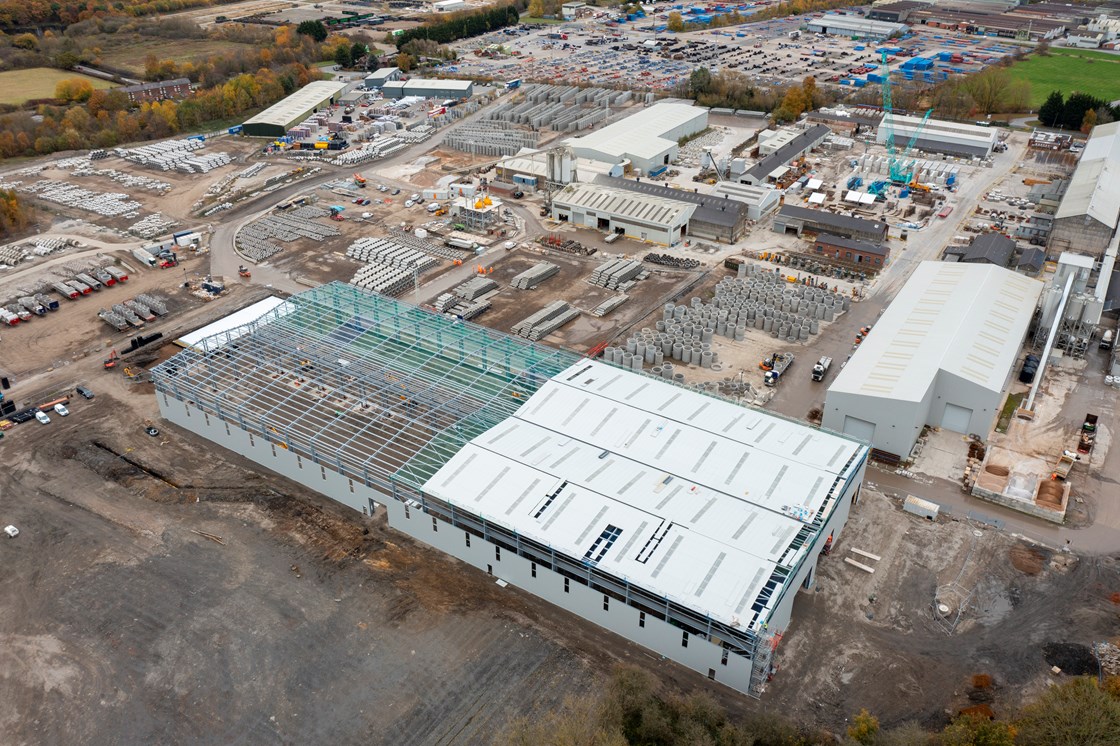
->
[151,282,582,493]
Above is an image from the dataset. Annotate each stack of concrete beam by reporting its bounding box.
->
[345,237,438,273]
[511,301,579,340]
[431,292,491,320]
[590,294,628,317]
[349,263,415,297]
[453,276,499,301]
[590,258,643,289]
[510,262,559,290]
[444,122,540,157]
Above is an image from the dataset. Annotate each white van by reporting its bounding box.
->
[426,202,440,213]
[35,410,50,425]
[404,200,414,208]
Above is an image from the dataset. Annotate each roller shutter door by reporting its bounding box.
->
[842,415,876,444]
[941,403,973,434]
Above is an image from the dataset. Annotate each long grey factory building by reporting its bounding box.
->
[151,282,869,697]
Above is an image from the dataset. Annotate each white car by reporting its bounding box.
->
[3,525,18,538]
[409,193,420,202]
[404,200,414,208]
[35,410,50,424]
[54,403,69,416]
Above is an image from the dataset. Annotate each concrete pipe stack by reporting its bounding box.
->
[658,263,850,347]
[622,320,719,370]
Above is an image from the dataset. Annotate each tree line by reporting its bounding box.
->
[0,22,335,158]
[0,190,32,241]
[0,0,221,28]
[503,664,1120,746]
[1038,90,1117,133]
[389,3,521,49]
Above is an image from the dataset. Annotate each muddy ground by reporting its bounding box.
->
[2,333,1119,744]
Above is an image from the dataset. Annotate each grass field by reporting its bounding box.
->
[99,38,251,75]
[0,68,116,106]
[1009,48,1120,108]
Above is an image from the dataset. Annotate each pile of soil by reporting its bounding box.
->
[1009,544,1047,575]
[1042,642,1098,675]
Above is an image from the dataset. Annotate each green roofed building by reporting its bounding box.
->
[242,81,348,138]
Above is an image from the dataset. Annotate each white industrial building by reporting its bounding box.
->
[806,14,908,38]
[566,103,709,176]
[432,0,465,9]
[711,182,782,220]
[876,114,998,158]
[551,182,696,245]
[363,67,403,89]
[381,78,474,99]
[823,262,1043,461]
[150,283,869,697]
[1049,121,1120,257]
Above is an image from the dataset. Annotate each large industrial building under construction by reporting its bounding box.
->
[151,282,869,696]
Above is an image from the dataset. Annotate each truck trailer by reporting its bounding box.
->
[811,356,832,382]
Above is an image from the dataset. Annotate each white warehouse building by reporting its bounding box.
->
[876,114,999,158]
[823,262,1042,461]
[711,182,782,220]
[566,102,709,176]
[551,182,696,245]
[151,283,869,698]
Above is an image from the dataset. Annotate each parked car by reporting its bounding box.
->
[53,403,69,416]
[392,188,400,195]
[35,410,50,425]
[3,525,18,538]
[76,385,94,399]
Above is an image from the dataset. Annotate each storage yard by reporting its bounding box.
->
[3,2,1120,740]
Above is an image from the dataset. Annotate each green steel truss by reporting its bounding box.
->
[151,282,582,492]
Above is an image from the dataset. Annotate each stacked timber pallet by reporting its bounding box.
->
[512,301,580,340]
[510,262,559,290]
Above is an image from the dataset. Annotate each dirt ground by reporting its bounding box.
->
[767,485,1120,731]
[443,247,701,352]
[0,250,221,381]
[1,282,1118,743]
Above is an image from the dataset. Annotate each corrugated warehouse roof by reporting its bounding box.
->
[829,262,1042,402]
[712,181,780,206]
[778,204,888,239]
[593,175,747,227]
[553,183,696,226]
[243,81,347,129]
[422,359,866,631]
[1055,122,1120,229]
[566,102,707,161]
[744,124,831,181]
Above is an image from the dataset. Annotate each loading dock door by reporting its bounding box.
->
[842,415,876,444]
[941,403,973,434]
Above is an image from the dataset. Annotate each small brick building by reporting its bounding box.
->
[812,233,889,272]
[118,78,192,104]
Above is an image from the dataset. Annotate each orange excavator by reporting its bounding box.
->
[104,349,120,370]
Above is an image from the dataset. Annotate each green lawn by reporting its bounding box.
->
[1008,49,1120,108]
[0,68,116,106]
[99,38,252,75]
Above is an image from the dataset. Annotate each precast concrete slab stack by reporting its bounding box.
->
[591,294,628,317]
[453,276,499,301]
[590,258,643,290]
[511,300,580,341]
[510,262,559,290]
